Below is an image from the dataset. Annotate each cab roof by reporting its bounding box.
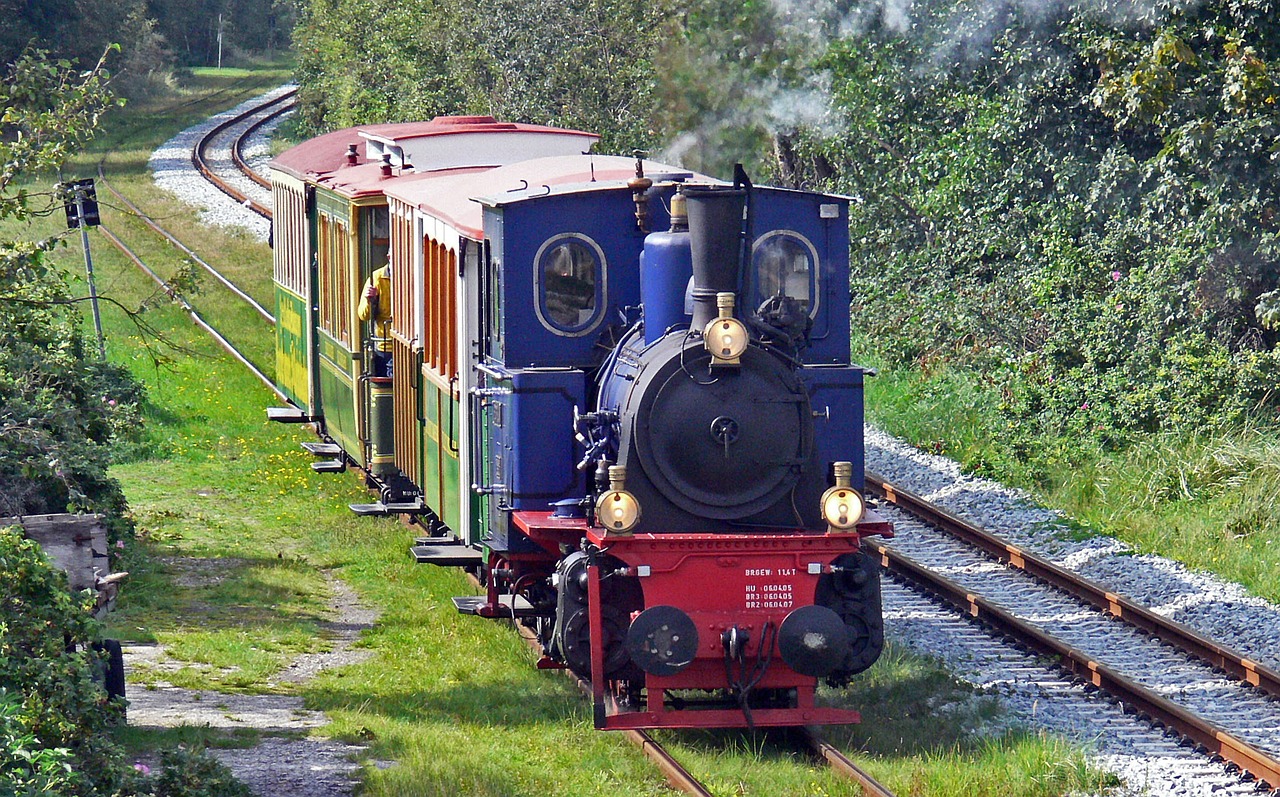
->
[382,154,710,239]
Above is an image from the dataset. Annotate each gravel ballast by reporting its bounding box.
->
[148,85,295,240]
[867,427,1280,795]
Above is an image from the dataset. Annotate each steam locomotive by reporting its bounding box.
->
[268,117,891,729]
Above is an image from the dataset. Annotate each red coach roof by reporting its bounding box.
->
[269,116,600,194]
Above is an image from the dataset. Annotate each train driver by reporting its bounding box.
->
[357,262,393,377]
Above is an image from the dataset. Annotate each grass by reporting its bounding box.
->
[11,63,1118,794]
[853,333,1280,605]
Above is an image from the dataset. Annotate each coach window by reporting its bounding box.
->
[752,231,818,316]
[535,234,605,335]
[364,206,390,269]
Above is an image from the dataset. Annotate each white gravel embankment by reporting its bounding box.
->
[148,84,295,240]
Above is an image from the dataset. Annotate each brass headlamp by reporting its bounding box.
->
[597,465,640,535]
[820,461,865,533]
[704,292,748,366]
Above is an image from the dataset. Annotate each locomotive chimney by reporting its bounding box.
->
[684,185,747,331]
[346,143,359,166]
[380,153,393,177]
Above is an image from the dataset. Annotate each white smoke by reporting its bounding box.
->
[659,0,1207,169]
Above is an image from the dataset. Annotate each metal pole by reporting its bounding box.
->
[75,189,106,360]
[217,14,224,69]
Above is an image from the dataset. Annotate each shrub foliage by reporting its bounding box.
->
[0,529,123,796]
[798,0,1280,454]
[0,50,144,518]
[293,0,675,152]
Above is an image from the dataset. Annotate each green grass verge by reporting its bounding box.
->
[20,65,1117,795]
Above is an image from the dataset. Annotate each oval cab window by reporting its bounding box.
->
[752,232,818,317]
[536,234,605,335]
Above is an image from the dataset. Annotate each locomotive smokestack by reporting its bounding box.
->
[684,185,747,331]
[346,143,359,166]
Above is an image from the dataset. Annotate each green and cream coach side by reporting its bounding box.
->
[268,117,599,530]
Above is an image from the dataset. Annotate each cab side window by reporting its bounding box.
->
[752,232,817,315]
[536,235,604,335]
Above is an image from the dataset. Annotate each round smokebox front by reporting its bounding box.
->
[633,345,813,521]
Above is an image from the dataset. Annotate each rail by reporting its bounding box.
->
[866,539,1280,789]
[865,473,1280,700]
[96,167,276,325]
[191,88,296,219]
[96,224,286,404]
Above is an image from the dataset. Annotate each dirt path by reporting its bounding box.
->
[123,574,381,795]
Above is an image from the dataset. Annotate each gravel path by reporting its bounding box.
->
[134,87,373,797]
[123,571,376,796]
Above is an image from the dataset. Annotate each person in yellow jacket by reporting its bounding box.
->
[357,263,392,376]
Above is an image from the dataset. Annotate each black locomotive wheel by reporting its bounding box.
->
[561,605,631,678]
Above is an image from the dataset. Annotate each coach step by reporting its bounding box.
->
[410,544,483,567]
[451,595,538,618]
[349,500,428,516]
[301,441,341,457]
[266,407,311,424]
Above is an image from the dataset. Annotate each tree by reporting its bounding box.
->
[0,48,143,518]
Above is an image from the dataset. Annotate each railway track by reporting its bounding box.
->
[93,88,291,399]
[95,222,285,403]
[864,472,1280,791]
[472,565,899,796]
[96,169,275,324]
[191,87,295,219]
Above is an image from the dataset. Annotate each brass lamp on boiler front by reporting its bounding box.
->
[596,465,640,535]
[820,461,865,533]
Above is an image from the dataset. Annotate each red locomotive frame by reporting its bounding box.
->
[506,510,893,730]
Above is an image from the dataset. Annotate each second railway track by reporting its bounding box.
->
[864,471,1280,791]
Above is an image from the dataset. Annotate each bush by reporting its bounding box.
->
[1,49,146,524]
[0,528,124,795]
[782,0,1280,466]
[0,529,254,797]
[0,697,79,797]
[146,748,252,797]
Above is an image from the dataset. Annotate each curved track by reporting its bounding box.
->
[233,102,292,191]
[191,88,295,219]
[95,90,292,402]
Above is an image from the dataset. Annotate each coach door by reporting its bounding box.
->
[314,192,361,457]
